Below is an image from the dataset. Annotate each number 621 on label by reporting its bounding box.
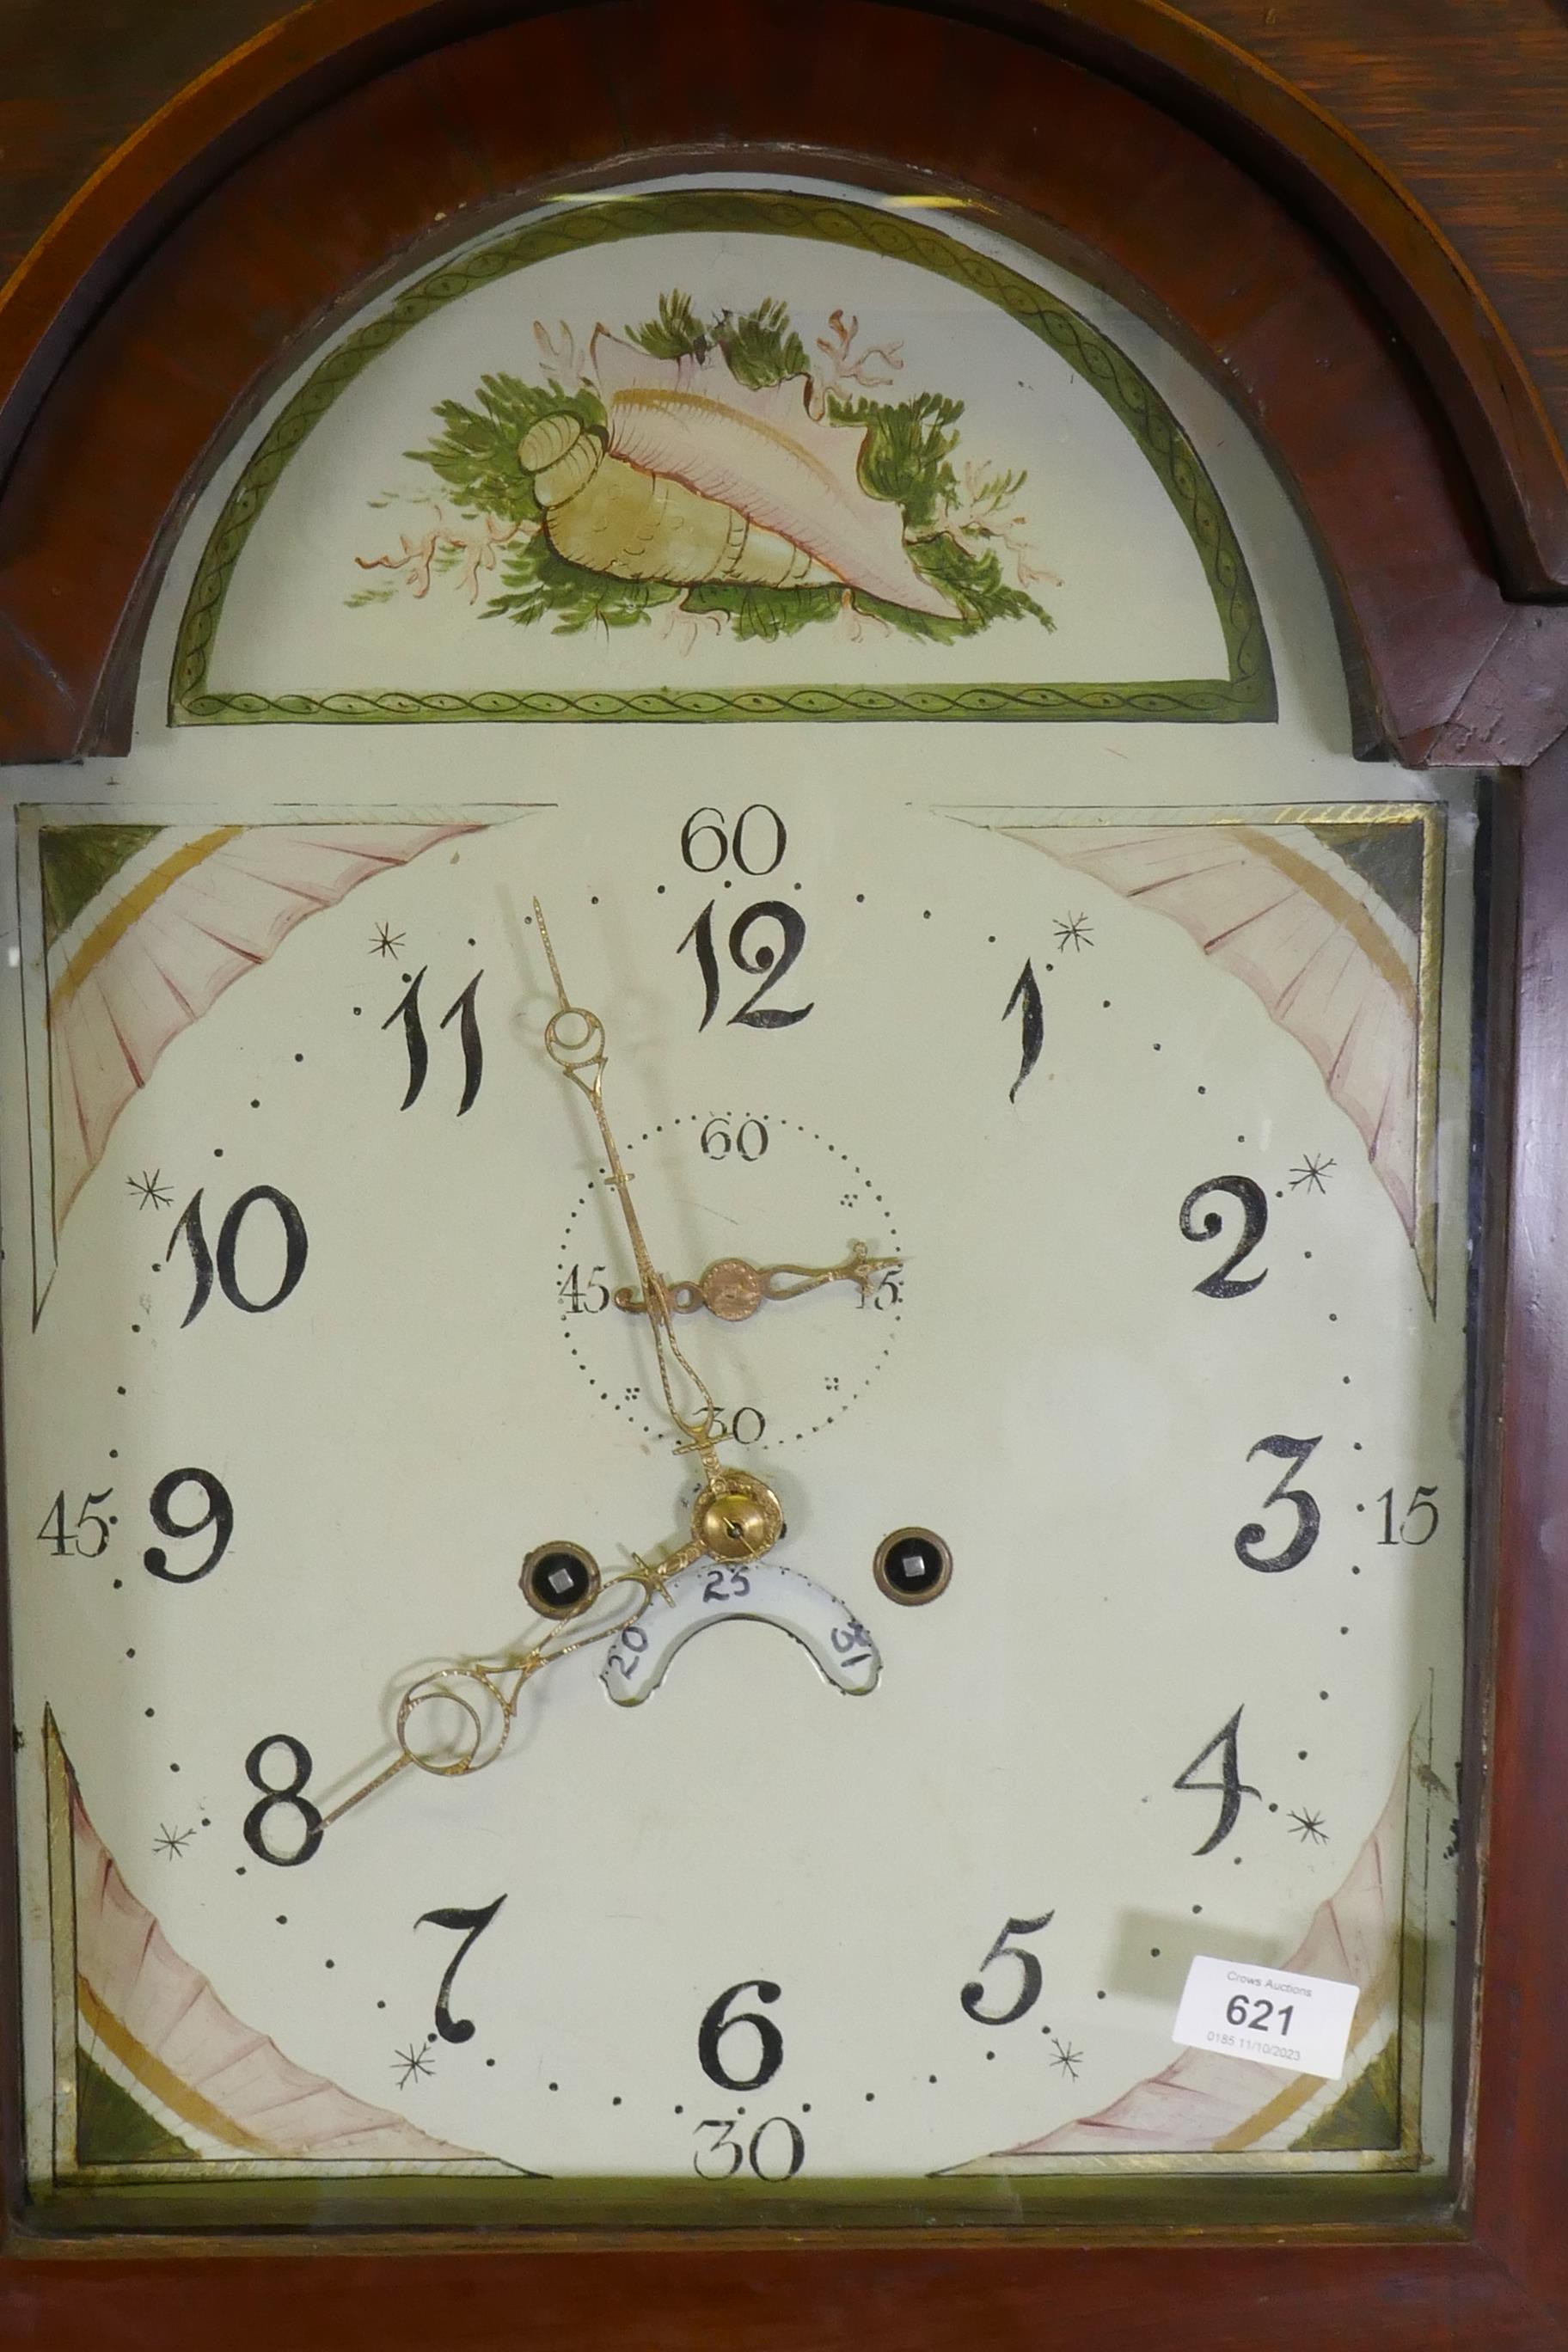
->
[1171,1955,1360,2080]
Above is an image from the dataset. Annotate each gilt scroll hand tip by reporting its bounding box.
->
[530,896,573,1014]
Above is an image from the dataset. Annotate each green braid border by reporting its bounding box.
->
[170,190,1276,730]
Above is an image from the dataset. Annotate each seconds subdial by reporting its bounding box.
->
[556,1112,904,1451]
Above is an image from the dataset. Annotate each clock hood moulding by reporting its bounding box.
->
[0,0,1564,763]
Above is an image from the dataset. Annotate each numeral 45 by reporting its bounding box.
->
[37,1490,113,1559]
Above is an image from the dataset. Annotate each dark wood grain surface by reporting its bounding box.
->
[0,2239,1554,2352]
[1467,742,1568,2340]
[5,0,1568,552]
[1,0,1565,765]
[3,3,1568,2344]
[1192,0,1568,455]
[4,0,1567,413]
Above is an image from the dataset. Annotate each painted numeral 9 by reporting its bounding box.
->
[144,1468,234,1582]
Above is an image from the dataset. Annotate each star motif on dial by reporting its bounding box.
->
[1048,2037,1082,2079]
[1289,1153,1336,1194]
[127,1169,173,1211]
[151,1823,194,1860]
[1288,1808,1328,1843]
[393,2043,436,2088]
[369,921,406,959]
[1053,912,1094,952]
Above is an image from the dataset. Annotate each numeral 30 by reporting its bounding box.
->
[692,2115,805,2181]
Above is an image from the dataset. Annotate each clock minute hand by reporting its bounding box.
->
[314,1479,773,1834]
[316,903,794,1840]
[318,1537,674,1829]
[531,897,727,1475]
[532,901,785,1589]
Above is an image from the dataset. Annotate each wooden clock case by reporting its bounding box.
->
[1,2,1566,2344]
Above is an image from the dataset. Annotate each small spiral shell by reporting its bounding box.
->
[519,412,836,591]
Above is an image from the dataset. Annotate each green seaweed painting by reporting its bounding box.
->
[352,292,1058,652]
[171,187,1275,725]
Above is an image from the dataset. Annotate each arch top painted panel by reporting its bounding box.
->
[168,185,1273,729]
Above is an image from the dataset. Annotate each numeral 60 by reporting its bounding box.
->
[680,805,787,877]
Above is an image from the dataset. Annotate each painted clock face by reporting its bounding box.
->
[1,177,1480,2230]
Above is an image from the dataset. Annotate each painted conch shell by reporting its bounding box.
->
[518,328,958,618]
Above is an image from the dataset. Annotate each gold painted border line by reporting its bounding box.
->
[1231,826,1417,1014]
[44,1709,77,2185]
[48,826,242,1012]
[74,1982,271,2156]
[1396,1684,1437,2159]
[1415,807,1446,1309]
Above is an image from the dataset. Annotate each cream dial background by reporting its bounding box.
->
[0,171,1477,2202]
[6,790,1470,2181]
